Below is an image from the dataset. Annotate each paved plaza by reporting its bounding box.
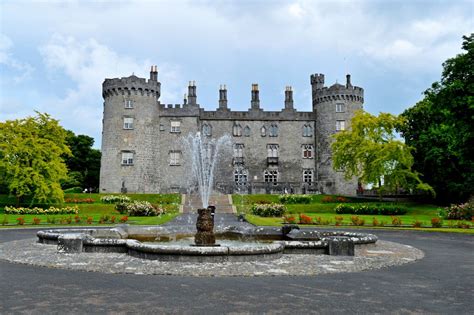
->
[1,225,472,314]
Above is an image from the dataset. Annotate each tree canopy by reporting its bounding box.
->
[400,34,474,203]
[0,112,71,203]
[62,131,101,191]
[331,110,434,196]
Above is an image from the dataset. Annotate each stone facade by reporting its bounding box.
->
[100,66,364,195]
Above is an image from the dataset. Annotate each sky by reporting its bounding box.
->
[0,0,472,149]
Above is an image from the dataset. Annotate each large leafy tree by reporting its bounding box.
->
[400,34,474,203]
[0,112,71,204]
[332,110,433,197]
[62,131,101,191]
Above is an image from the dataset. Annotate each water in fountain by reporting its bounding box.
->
[183,132,231,209]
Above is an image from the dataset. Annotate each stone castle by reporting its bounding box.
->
[99,66,364,195]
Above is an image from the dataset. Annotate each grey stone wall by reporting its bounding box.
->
[100,71,364,196]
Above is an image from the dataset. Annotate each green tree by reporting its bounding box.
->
[332,110,433,197]
[400,34,474,203]
[0,112,71,204]
[62,131,101,191]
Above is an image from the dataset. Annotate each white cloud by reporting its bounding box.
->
[0,33,34,83]
[37,35,183,146]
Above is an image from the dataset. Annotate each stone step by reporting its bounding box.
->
[182,204,235,214]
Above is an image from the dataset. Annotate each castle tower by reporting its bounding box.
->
[100,66,161,193]
[311,73,364,195]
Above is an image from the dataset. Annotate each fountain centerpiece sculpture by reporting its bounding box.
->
[184,132,231,246]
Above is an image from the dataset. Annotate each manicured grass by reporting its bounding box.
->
[244,214,474,234]
[0,193,181,228]
[235,194,473,233]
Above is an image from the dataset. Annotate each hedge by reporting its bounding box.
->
[334,203,408,215]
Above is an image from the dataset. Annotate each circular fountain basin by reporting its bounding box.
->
[36,225,378,263]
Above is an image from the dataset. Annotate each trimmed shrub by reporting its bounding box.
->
[334,203,407,215]
[334,216,344,226]
[350,215,365,226]
[100,195,131,204]
[391,216,402,226]
[299,214,313,224]
[65,198,94,204]
[5,206,79,215]
[279,194,311,204]
[64,187,83,193]
[440,202,473,220]
[250,203,286,217]
[115,201,163,216]
[119,215,129,223]
[412,220,423,228]
[283,215,296,224]
[431,217,442,228]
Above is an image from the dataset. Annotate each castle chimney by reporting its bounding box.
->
[150,65,158,81]
[219,84,228,110]
[346,74,352,88]
[183,93,187,105]
[188,81,197,105]
[251,84,260,109]
[284,86,294,110]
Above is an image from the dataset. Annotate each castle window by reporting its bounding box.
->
[336,120,346,131]
[233,144,244,158]
[233,123,242,137]
[234,168,248,186]
[336,103,345,113]
[269,123,278,137]
[267,144,279,158]
[171,121,181,133]
[121,152,134,165]
[303,124,313,137]
[302,144,314,159]
[125,100,133,109]
[169,151,181,166]
[261,126,267,137]
[123,117,134,129]
[264,170,278,183]
[243,126,251,137]
[202,123,212,136]
[303,169,314,183]
[159,124,165,131]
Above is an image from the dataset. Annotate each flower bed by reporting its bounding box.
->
[250,203,286,217]
[439,202,473,221]
[5,206,79,215]
[334,203,407,215]
[115,201,163,216]
[100,195,131,204]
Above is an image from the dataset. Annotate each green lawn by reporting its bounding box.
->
[233,194,473,233]
[0,193,181,227]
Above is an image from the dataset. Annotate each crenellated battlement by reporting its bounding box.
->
[313,83,364,104]
[102,74,161,99]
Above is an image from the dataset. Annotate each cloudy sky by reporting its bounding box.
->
[0,0,472,148]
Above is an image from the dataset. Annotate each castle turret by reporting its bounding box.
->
[311,73,364,195]
[100,67,161,193]
[250,83,260,110]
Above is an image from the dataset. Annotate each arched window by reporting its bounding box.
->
[243,125,251,137]
[234,168,248,186]
[269,123,278,137]
[233,123,242,137]
[260,125,267,137]
[264,170,278,183]
[202,123,212,136]
[303,169,314,183]
[303,123,313,137]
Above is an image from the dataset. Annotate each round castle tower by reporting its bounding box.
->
[311,73,364,195]
[100,66,161,193]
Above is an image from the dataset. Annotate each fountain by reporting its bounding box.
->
[184,132,231,246]
[34,132,380,264]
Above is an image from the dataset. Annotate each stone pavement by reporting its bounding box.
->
[0,228,472,314]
